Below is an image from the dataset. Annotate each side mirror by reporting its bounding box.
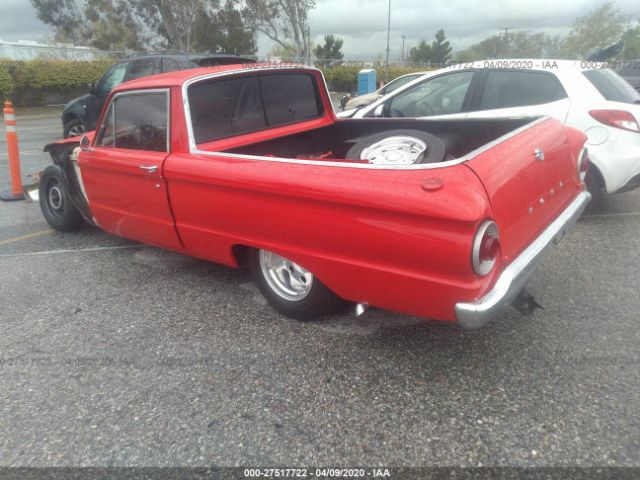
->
[79,134,92,152]
[373,104,385,117]
[88,83,97,95]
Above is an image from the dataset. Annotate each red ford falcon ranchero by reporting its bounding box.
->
[39,64,591,328]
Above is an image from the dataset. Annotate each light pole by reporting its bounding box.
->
[401,34,406,64]
[385,0,391,81]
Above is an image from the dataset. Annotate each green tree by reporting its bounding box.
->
[430,29,452,64]
[454,31,563,61]
[561,2,628,58]
[313,35,344,66]
[408,40,431,64]
[620,23,640,59]
[192,0,257,54]
[409,30,451,65]
[31,0,256,53]
[243,0,315,57]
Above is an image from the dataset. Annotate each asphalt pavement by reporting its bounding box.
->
[0,114,639,468]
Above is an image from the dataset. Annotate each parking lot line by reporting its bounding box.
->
[0,244,146,258]
[0,230,52,246]
[585,211,640,218]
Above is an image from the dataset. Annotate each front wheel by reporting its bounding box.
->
[63,118,85,138]
[39,166,84,231]
[249,249,346,321]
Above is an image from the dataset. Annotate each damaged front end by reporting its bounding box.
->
[36,136,96,226]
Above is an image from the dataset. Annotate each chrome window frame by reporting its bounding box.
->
[94,88,171,153]
[182,66,550,170]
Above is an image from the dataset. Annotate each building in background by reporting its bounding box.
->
[0,39,116,61]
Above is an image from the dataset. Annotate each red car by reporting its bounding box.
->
[39,64,591,328]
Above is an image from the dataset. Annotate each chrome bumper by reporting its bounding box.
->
[455,191,591,329]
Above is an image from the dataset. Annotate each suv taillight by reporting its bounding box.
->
[472,221,500,276]
[589,110,640,133]
[578,147,589,181]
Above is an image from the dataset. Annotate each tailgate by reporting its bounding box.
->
[465,118,583,260]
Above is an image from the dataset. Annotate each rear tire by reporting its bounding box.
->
[584,170,602,213]
[249,249,345,321]
[39,166,84,231]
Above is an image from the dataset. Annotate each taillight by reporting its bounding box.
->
[472,221,500,276]
[589,110,640,133]
[578,147,589,181]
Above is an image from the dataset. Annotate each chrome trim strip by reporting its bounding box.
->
[96,88,171,153]
[455,190,591,329]
[181,67,548,170]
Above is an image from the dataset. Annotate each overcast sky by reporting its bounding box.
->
[0,0,639,58]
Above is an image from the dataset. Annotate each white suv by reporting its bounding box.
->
[340,60,640,207]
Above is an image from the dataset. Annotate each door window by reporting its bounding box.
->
[96,92,168,152]
[96,63,128,95]
[125,58,160,81]
[386,71,474,117]
[479,71,567,109]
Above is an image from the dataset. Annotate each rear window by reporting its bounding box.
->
[582,69,640,104]
[188,73,323,144]
[479,71,567,109]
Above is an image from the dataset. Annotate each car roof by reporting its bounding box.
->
[111,64,316,91]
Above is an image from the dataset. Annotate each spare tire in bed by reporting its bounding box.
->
[345,129,446,165]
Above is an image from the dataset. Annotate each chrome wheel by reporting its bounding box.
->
[259,250,313,301]
[68,124,85,137]
[360,136,427,165]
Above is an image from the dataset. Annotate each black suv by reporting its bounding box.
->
[61,51,256,137]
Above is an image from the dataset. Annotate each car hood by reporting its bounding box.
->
[64,93,91,112]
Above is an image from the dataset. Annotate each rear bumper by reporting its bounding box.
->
[455,190,591,329]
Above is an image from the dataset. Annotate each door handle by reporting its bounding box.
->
[139,165,158,173]
[534,148,545,161]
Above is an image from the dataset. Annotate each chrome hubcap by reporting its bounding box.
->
[361,136,427,165]
[259,250,313,301]
[48,184,63,211]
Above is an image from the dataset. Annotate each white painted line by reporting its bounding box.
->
[0,244,146,258]
[585,211,640,218]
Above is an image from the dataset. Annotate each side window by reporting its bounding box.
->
[96,63,128,95]
[125,58,160,82]
[386,71,474,117]
[479,71,567,110]
[162,58,183,73]
[97,92,168,152]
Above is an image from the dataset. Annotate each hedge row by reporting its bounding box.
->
[0,59,432,106]
[0,59,115,105]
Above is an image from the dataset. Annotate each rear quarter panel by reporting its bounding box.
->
[164,155,494,321]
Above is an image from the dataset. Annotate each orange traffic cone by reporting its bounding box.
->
[1,100,25,201]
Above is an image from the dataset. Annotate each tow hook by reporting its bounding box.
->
[512,288,544,316]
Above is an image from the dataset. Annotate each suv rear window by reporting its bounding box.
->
[188,73,323,144]
[582,68,640,104]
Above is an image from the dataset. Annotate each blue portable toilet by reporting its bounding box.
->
[357,69,377,96]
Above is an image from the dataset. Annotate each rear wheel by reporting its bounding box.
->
[39,166,84,231]
[249,249,345,321]
[584,169,602,213]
